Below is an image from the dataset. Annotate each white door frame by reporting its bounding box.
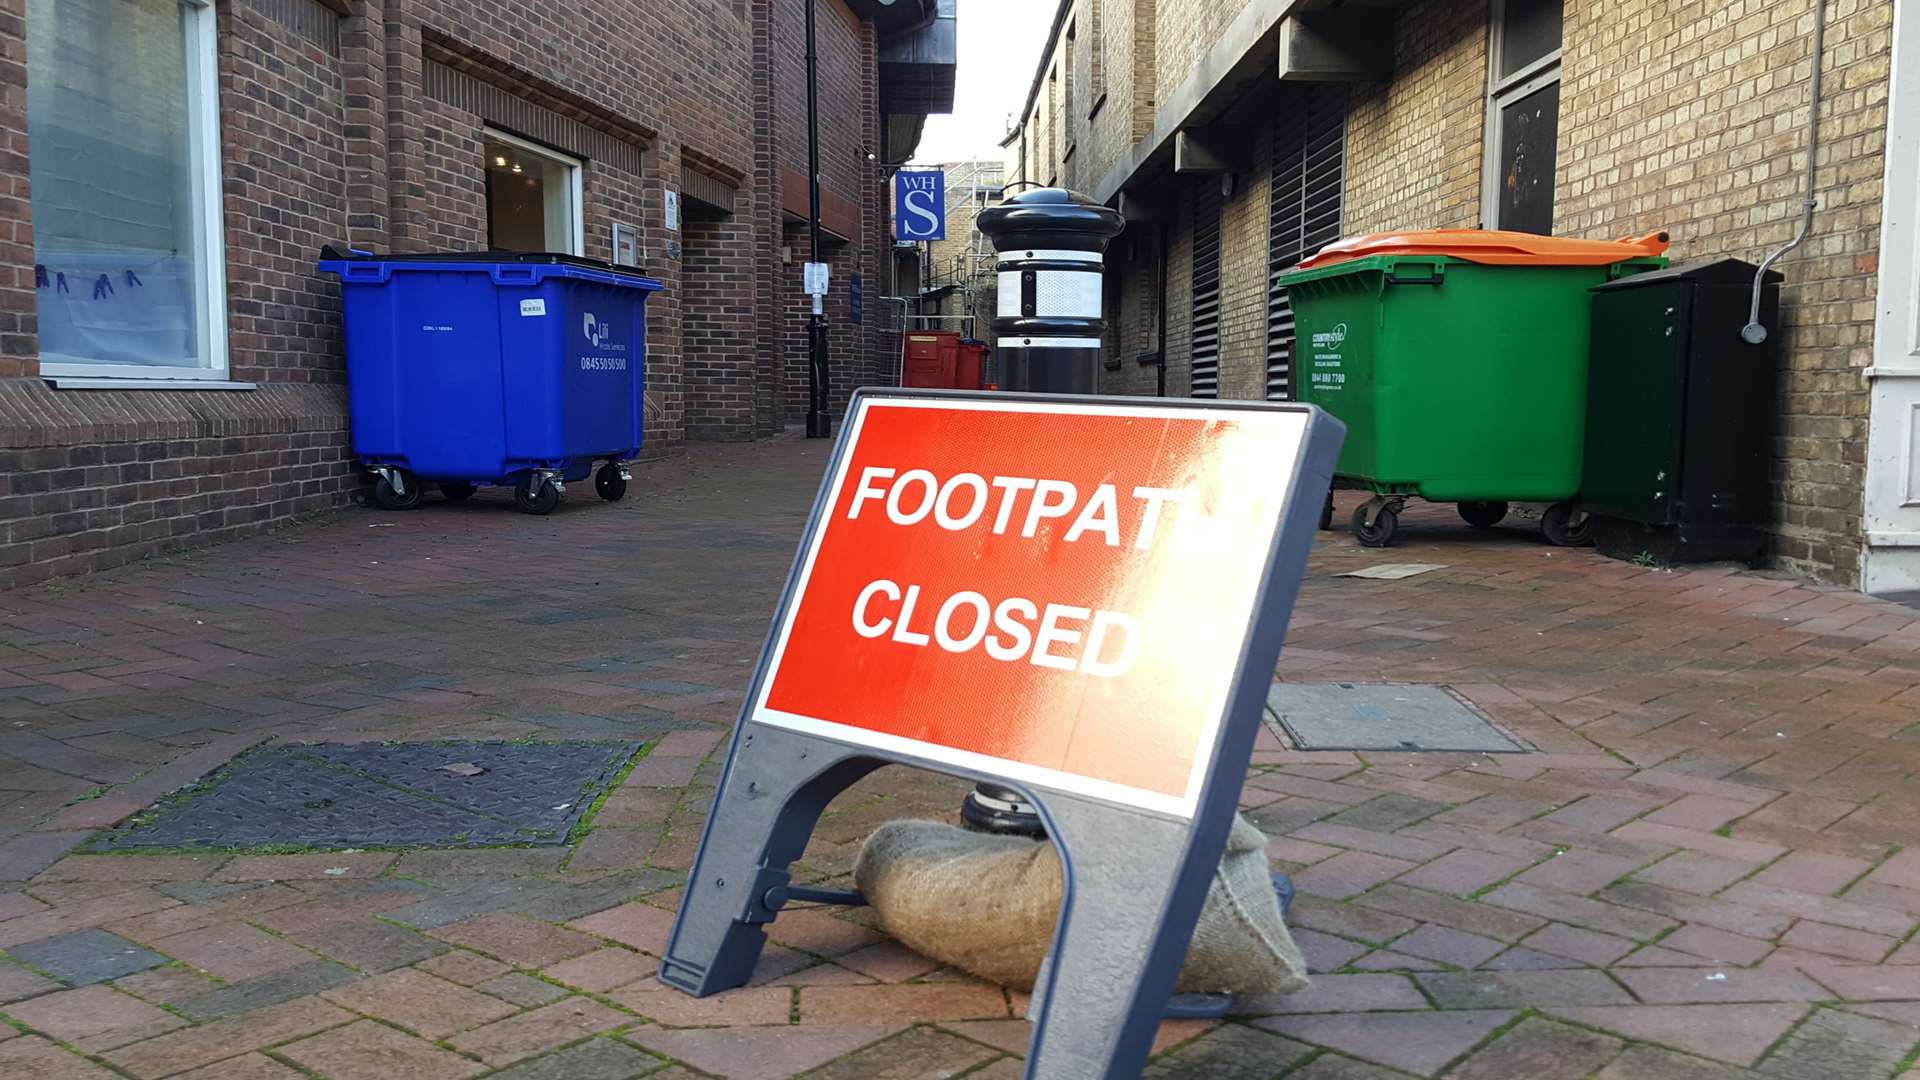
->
[1863,0,1920,594]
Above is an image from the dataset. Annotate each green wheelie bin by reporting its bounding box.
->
[1276,229,1669,547]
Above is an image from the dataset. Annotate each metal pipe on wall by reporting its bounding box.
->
[1742,0,1827,344]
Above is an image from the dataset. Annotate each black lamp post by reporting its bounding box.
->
[803,0,832,439]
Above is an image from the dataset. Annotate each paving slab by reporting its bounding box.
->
[1268,683,1522,752]
[5,928,166,985]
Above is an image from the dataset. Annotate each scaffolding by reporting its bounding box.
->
[879,160,1006,384]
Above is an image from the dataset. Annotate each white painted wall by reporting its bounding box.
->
[1863,0,1920,595]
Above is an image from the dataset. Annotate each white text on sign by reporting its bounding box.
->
[835,467,1210,680]
[847,467,1194,549]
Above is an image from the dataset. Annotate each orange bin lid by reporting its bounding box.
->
[1296,229,1670,269]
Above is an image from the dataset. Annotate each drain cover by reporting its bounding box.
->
[90,741,638,851]
[1267,683,1523,753]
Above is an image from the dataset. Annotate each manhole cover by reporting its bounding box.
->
[89,741,639,851]
[1266,683,1523,753]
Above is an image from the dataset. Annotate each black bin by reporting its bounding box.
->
[1581,258,1782,565]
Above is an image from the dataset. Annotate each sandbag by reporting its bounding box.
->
[853,815,1309,995]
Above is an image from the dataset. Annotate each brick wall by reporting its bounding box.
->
[1162,183,1195,397]
[1028,0,1896,585]
[1217,126,1273,401]
[1154,0,1253,116]
[0,0,905,588]
[1343,0,1489,232]
[1100,225,1164,396]
[0,381,353,587]
[1340,0,1894,582]
[0,0,33,378]
[772,0,889,423]
[681,212,758,440]
[1554,0,1893,582]
[221,1,351,387]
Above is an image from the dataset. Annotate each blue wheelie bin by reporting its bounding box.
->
[318,248,663,514]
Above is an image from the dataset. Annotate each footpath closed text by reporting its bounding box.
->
[841,467,1206,678]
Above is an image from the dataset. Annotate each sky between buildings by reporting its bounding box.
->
[910,0,1056,166]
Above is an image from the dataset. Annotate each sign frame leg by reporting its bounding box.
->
[657,732,1233,1080]
[657,727,880,996]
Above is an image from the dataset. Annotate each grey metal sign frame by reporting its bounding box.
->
[658,387,1343,1079]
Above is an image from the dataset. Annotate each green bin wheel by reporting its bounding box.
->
[1458,500,1509,528]
[438,481,476,502]
[513,475,561,516]
[1319,493,1334,531]
[1350,505,1399,548]
[372,470,423,511]
[1541,502,1593,547]
[595,464,628,502]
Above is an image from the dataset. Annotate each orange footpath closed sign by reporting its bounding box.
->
[757,396,1312,817]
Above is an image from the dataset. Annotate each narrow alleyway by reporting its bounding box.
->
[2,437,1918,1079]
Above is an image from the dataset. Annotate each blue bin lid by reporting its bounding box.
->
[318,246,662,290]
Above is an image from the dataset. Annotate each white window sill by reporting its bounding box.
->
[44,377,257,391]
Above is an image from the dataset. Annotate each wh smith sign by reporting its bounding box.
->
[894,170,946,241]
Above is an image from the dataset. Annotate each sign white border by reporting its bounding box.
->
[752,396,1308,819]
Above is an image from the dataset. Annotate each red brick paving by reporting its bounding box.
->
[2,447,1920,1076]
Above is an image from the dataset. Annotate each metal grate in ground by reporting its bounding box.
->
[1266,682,1525,752]
[87,740,638,851]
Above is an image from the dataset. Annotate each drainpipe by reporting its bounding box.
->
[1742,0,1826,344]
[1155,221,1169,397]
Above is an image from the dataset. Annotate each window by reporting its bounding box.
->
[28,0,228,382]
[1088,0,1107,116]
[1046,66,1058,175]
[1063,20,1076,149]
[1483,0,1562,234]
[485,130,584,255]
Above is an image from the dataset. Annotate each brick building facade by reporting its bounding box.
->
[0,0,953,588]
[1002,0,1903,588]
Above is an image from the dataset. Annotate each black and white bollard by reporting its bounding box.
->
[961,187,1124,838]
[975,187,1125,395]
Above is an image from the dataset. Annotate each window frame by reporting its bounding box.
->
[38,0,232,386]
[1063,18,1078,156]
[1088,0,1107,118]
[1480,0,1563,232]
[483,127,586,257]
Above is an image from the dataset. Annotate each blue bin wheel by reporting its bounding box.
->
[439,481,477,502]
[513,475,560,516]
[594,463,628,502]
[373,470,423,512]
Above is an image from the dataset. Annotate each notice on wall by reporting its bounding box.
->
[611,223,640,268]
[754,395,1313,817]
[803,261,831,297]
